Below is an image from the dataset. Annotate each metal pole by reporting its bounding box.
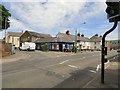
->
[101,18,118,84]
[4,17,7,43]
[11,35,14,54]
[75,29,77,53]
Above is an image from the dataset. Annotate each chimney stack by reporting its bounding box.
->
[95,34,98,36]
[77,33,80,37]
[66,30,70,35]
[81,34,84,37]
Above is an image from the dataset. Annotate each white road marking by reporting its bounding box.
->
[96,60,110,71]
[68,65,79,69]
[83,57,86,59]
[89,70,96,73]
[96,64,101,71]
[59,60,69,64]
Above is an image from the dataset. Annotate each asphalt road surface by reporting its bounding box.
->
[2,50,118,88]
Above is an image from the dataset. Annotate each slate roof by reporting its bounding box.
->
[56,32,75,43]
[90,34,102,42]
[34,32,101,43]
[77,36,90,42]
[56,32,90,42]
[34,37,57,43]
[7,32,22,37]
[27,31,52,38]
[34,32,75,43]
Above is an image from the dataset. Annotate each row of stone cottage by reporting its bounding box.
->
[6,30,103,51]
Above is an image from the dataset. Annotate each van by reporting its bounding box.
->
[19,42,36,51]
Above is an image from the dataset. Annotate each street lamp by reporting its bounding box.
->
[75,22,86,53]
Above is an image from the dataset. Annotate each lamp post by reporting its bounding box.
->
[75,29,77,53]
[11,35,15,54]
[75,22,86,53]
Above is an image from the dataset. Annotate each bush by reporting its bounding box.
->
[41,44,49,51]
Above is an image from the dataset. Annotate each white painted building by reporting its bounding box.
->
[6,32,22,48]
[89,34,102,51]
[77,34,102,51]
[77,34,91,50]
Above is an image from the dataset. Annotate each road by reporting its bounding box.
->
[2,50,118,88]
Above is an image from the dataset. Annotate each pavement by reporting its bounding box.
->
[2,50,31,63]
[83,54,119,88]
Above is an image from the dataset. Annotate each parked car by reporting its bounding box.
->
[19,42,36,51]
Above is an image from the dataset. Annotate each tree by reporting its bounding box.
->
[0,4,11,30]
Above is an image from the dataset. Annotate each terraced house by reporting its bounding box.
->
[89,34,102,51]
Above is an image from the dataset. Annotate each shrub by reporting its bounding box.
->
[41,44,49,51]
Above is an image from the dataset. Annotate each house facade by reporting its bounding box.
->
[55,32,75,52]
[34,37,58,51]
[77,34,91,51]
[109,40,120,50]
[6,32,22,48]
[105,41,112,51]
[20,31,52,46]
[89,34,102,51]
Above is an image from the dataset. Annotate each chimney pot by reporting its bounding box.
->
[66,30,70,35]
[81,34,84,37]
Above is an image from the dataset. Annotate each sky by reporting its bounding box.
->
[0,0,119,40]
